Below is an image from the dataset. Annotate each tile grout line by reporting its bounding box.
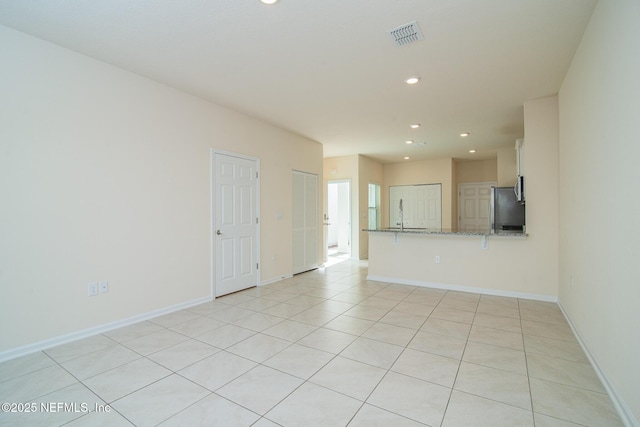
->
[519,297,538,426]
[346,289,428,420]
[48,348,140,426]
[437,291,479,427]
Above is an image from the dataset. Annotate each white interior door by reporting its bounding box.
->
[458,182,494,232]
[389,186,405,228]
[213,152,258,297]
[293,171,318,274]
[415,184,442,230]
[390,184,441,230]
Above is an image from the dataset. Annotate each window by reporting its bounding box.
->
[368,183,381,229]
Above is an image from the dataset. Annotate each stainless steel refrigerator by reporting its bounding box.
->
[490,187,525,233]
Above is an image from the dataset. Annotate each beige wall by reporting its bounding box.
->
[368,233,552,298]
[455,159,497,184]
[523,95,560,293]
[0,26,323,354]
[497,147,518,186]
[558,0,640,423]
[383,158,454,229]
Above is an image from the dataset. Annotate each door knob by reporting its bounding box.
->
[216,230,222,235]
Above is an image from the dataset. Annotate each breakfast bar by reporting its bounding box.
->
[363,228,554,301]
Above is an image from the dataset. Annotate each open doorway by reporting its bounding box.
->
[327,180,351,262]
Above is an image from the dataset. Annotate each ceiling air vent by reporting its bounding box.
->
[387,21,424,47]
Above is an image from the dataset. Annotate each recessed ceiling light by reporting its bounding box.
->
[460,132,470,137]
[410,124,421,129]
[405,140,414,145]
[405,76,420,85]
[469,149,476,153]
[404,156,411,160]
[260,0,278,4]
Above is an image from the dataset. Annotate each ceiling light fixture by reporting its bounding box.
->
[460,132,470,137]
[405,76,420,85]
[260,0,278,4]
[410,124,420,129]
[469,149,476,153]
[404,156,411,160]
[405,140,414,145]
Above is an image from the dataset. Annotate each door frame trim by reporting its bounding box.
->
[210,149,261,298]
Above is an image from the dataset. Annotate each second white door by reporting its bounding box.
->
[293,171,318,274]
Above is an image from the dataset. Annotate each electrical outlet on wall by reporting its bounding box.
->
[99,281,109,294]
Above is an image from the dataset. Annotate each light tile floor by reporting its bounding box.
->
[0,260,625,427]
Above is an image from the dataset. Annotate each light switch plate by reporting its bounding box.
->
[88,282,98,297]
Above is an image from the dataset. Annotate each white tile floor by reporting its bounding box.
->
[0,260,625,427]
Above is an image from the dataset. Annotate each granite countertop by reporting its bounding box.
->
[363,228,527,237]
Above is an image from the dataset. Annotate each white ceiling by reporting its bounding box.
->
[0,0,596,163]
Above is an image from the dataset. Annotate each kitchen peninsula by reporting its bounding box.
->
[364,228,555,301]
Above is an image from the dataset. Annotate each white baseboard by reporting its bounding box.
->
[260,274,293,286]
[366,275,558,302]
[0,295,212,363]
[557,302,639,427]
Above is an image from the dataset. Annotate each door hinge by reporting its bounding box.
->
[256,171,259,179]
[256,217,258,224]
[256,263,259,270]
